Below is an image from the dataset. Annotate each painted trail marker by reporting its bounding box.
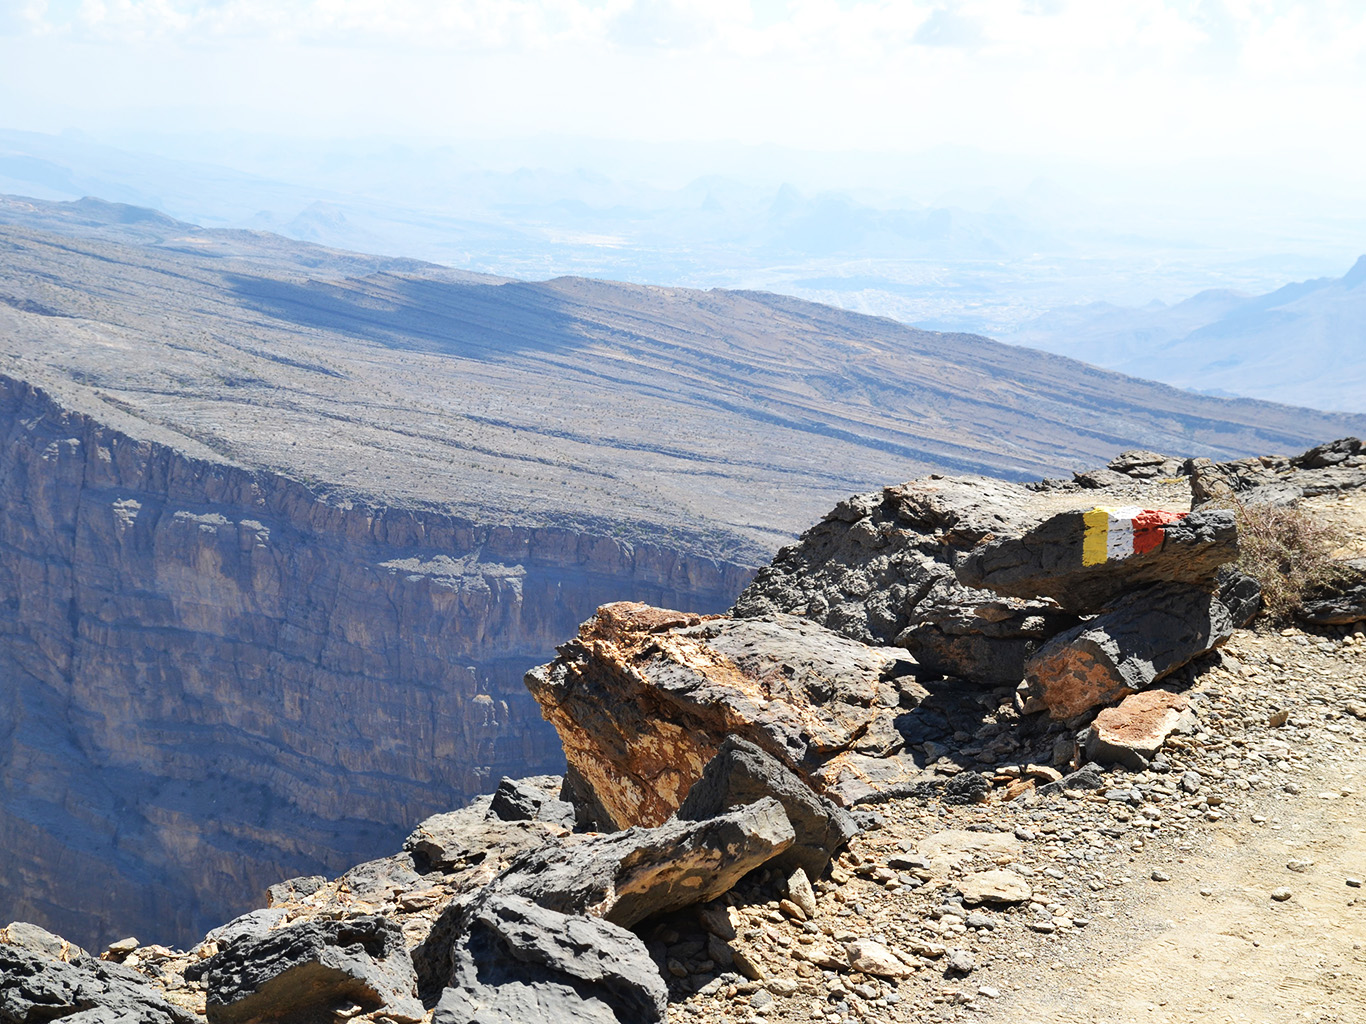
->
[1080,507,1188,566]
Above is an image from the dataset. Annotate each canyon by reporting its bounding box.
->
[3,193,1365,951]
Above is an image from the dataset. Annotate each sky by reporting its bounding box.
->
[3,0,1366,178]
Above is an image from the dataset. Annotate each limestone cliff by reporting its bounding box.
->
[0,375,750,950]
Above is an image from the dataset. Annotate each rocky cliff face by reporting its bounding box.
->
[0,375,751,950]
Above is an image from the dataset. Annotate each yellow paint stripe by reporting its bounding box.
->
[1081,507,1111,566]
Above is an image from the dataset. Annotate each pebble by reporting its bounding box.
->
[946,949,977,974]
[1151,869,1171,882]
[1270,888,1293,902]
[1347,878,1363,888]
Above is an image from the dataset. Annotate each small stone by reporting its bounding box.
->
[1267,709,1290,728]
[1286,860,1314,873]
[1346,878,1363,888]
[750,988,775,1010]
[1271,888,1293,902]
[1151,869,1171,882]
[945,949,976,975]
[668,959,689,978]
[698,902,738,941]
[766,978,800,996]
[959,870,1032,905]
[786,868,819,919]
[1284,782,1302,795]
[978,985,1001,998]
[778,899,807,922]
[732,947,765,981]
[845,939,913,979]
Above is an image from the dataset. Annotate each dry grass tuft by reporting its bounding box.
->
[1223,498,1345,622]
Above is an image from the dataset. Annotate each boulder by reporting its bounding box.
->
[525,603,912,828]
[204,915,423,1024]
[1297,558,1366,625]
[414,800,793,997]
[675,735,858,878]
[732,476,1040,646]
[433,894,667,1024]
[490,775,577,827]
[956,507,1237,613]
[488,798,794,929]
[1084,690,1198,770]
[1024,581,1245,719]
[0,943,199,1024]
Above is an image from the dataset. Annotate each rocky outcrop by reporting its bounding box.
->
[1189,437,1366,506]
[202,916,423,1024]
[0,940,198,1024]
[0,376,751,949]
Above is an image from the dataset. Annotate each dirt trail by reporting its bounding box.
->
[993,750,1366,1023]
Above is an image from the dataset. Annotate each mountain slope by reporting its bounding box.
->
[1005,257,1366,412]
[2,192,1365,950]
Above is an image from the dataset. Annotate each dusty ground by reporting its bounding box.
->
[670,491,1366,1024]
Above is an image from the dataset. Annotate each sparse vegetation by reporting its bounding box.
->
[1222,497,1345,622]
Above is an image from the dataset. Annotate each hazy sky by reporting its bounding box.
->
[4,1,1365,177]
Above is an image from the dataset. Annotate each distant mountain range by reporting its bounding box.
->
[1003,257,1366,413]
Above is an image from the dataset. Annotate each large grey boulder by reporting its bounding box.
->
[956,507,1238,613]
[675,735,858,877]
[1024,577,1255,719]
[433,894,666,1024]
[204,915,423,1024]
[0,943,198,1024]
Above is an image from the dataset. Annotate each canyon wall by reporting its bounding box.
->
[0,375,752,950]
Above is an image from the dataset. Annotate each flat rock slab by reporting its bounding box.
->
[204,915,423,1024]
[487,798,794,929]
[916,830,1021,878]
[525,602,908,829]
[1086,691,1198,770]
[957,507,1236,613]
[958,869,1033,905]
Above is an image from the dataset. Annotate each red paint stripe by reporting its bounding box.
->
[1131,509,1185,556]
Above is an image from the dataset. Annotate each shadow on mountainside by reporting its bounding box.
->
[224,272,591,360]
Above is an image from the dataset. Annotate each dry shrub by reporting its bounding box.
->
[1224,499,1344,622]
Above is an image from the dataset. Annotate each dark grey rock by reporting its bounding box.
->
[956,508,1238,613]
[433,894,667,1024]
[732,476,1038,646]
[205,909,290,950]
[0,944,198,1024]
[675,735,859,877]
[1024,581,1243,718]
[338,854,423,900]
[490,776,576,827]
[1297,558,1366,625]
[491,798,794,929]
[204,915,423,1024]
[1106,450,1185,479]
[405,800,563,878]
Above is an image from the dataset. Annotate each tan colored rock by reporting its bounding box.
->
[845,939,914,979]
[958,870,1033,905]
[1085,690,1197,769]
[916,830,1021,877]
[525,603,910,828]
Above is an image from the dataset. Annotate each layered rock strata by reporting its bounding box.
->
[0,376,750,949]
